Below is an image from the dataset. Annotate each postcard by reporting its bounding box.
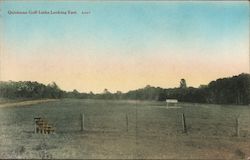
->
[0,1,249,159]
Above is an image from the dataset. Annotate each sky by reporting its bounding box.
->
[0,1,249,93]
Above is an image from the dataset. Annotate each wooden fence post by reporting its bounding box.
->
[182,113,187,133]
[236,117,239,137]
[126,113,128,132]
[34,121,37,134]
[81,113,84,132]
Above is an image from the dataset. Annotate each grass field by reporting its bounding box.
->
[0,99,250,159]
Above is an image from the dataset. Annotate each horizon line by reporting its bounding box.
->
[1,72,248,94]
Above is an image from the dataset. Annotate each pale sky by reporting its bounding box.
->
[0,1,249,93]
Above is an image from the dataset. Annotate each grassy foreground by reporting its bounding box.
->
[0,99,249,159]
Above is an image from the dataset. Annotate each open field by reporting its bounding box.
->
[0,99,250,159]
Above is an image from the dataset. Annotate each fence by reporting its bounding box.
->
[33,110,247,137]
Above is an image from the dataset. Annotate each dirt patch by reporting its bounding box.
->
[166,106,182,109]
[0,99,57,108]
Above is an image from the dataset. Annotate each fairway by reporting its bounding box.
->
[0,99,250,159]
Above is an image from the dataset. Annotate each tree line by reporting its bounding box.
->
[0,81,64,99]
[120,73,250,105]
[0,73,249,105]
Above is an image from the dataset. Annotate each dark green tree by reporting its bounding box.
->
[180,79,187,89]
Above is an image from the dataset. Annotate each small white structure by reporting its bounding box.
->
[166,99,178,108]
